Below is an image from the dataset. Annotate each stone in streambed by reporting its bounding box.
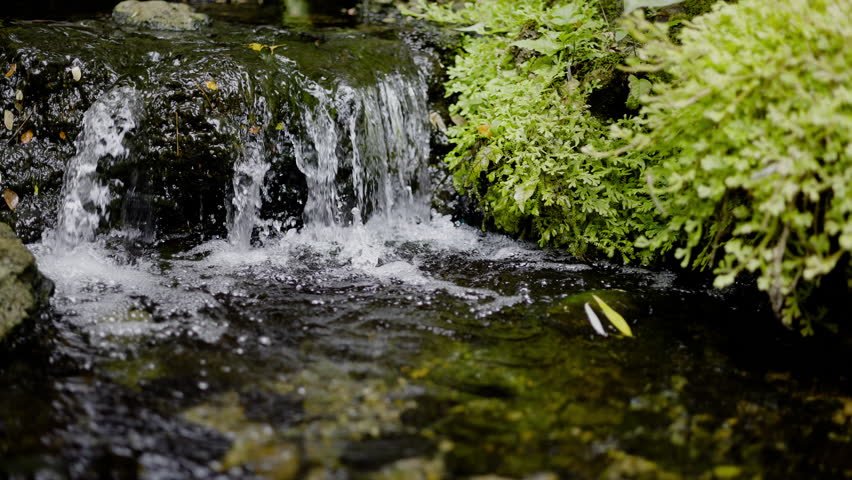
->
[0,222,53,341]
[113,0,210,31]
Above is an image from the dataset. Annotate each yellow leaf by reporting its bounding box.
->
[4,63,15,78]
[20,130,33,144]
[205,81,218,91]
[712,465,742,479]
[247,43,265,51]
[3,189,19,210]
[477,124,492,137]
[592,294,633,337]
[59,131,67,140]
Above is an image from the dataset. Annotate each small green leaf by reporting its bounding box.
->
[592,294,633,337]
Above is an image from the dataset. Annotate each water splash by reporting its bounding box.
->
[51,86,142,250]
[228,135,270,249]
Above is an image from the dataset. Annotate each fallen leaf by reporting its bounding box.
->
[450,115,467,126]
[71,65,82,82]
[584,302,608,337]
[477,124,492,137]
[205,80,218,91]
[248,126,260,134]
[3,189,19,210]
[14,103,22,112]
[429,111,447,134]
[4,63,15,78]
[15,89,23,101]
[3,110,13,131]
[59,131,67,140]
[20,130,33,144]
[592,294,633,337]
[247,43,265,52]
[275,122,285,130]
[34,185,39,195]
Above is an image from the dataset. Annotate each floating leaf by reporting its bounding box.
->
[584,302,608,336]
[59,131,67,140]
[205,81,218,91]
[4,63,15,78]
[247,43,265,52]
[592,294,633,337]
[3,110,13,131]
[275,122,285,130]
[3,189,19,211]
[15,89,23,101]
[71,65,82,82]
[14,103,22,111]
[34,184,39,195]
[623,0,684,14]
[20,130,33,144]
[248,126,260,134]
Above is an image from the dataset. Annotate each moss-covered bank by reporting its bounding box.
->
[0,222,51,341]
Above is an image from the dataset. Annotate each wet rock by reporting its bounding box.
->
[113,0,210,31]
[0,222,52,341]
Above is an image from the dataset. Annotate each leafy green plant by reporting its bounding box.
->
[609,0,852,331]
[405,0,661,261]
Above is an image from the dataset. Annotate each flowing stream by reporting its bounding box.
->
[2,12,852,480]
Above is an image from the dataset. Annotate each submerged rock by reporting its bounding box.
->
[0,222,52,341]
[113,0,210,31]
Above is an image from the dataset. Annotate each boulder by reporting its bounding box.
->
[0,222,52,341]
[113,0,210,31]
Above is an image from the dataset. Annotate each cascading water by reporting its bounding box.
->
[228,135,270,249]
[288,71,430,230]
[51,86,142,250]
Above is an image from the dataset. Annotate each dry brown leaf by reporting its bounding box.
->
[20,130,33,144]
[248,126,260,134]
[4,63,16,78]
[3,189,19,211]
[59,131,67,140]
[3,110,13,131]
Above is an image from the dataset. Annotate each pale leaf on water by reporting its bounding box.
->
[3,110,13,131]
[71,66,82,82]
[3,189,19,211]
[15,89,23,101]
[592,294,634,337]
[584,302,608,337]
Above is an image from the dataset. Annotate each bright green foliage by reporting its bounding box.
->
[614,0,852,329]
[405,0,660,261]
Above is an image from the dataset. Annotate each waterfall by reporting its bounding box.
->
[290,71,431,229]
[228,136,270,249]
[52,86,142,250]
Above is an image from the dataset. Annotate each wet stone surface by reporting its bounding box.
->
[2,218,852,479]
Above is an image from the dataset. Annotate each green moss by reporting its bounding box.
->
[0,222,43,340]
[613,0,852,329]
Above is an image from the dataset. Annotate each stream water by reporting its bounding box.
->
[2,9,852,480]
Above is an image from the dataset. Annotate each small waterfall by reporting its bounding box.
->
[290,82,344,226]
[52,87,142,250]
[228,136,270,248]
[291,71,431,229]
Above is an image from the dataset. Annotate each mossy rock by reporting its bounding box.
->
[113,0,210,31]
[0,222,53,341]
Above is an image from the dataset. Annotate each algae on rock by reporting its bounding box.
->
[0,222,52,341]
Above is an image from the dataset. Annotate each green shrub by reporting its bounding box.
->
[611,0,852,331]
[404,0,661,261]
